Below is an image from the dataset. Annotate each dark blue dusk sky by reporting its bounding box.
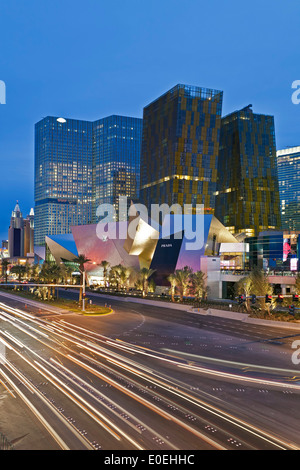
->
[0,0,299,241]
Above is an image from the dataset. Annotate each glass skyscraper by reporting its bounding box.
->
[34,115,142,247]
[215,105,281,236]
[139,84,223,213]
[93,115,143,222]
[34,117,94,247]
[276,146,300,231]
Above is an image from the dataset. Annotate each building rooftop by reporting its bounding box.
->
[144,84,223,109]
[277,146,300,156]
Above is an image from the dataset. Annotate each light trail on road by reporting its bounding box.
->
[0,301,299,450]
[0,325,144,449]
[0,365,71,450]
[0,304,224,449]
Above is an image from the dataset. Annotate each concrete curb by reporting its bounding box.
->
[0,290,67,314]
[3,288,299,330]
[87,292,300,329]
[87,291,193,311]
[81,308,114,317]
[192,307,300,330]
[0,290,109,316]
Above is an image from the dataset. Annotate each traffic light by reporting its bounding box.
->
[289,305,295,316]
[277,294,284,303]
[265,294,272,303]
[251,294,256,305]
[238,295,246,304]
[293,294,299,302]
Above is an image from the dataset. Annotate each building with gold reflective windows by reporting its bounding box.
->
[139,84,223,215]
[215,105,281,237]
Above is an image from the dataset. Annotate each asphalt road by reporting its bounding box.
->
[58,288,300,370]
[0,289,300,451]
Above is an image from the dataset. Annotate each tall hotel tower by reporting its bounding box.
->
[139,84,223,213]
[276,146,300,232]
[34,117,94,247]
[34,115,142,247]
[92,115,143,222]
[215,105,281,236]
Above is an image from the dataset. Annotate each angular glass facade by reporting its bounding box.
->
[35,115,142,246]
[34,117,94,246]
[93,115,143,222]
[246,231,284,270]
[276,146,300,231]
[140,84,223,213]
[215,105,281,236]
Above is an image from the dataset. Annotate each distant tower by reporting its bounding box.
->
[8,202,35,258]
[8,201,24,257]
[24,208,35,256]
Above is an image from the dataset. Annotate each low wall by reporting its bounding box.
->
[196,307,300,330]
[87,291,193,311]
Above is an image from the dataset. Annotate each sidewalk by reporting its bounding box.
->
[0,290,72,315]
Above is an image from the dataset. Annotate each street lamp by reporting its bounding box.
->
[75,267,86,312]
[61,261,86,312]
[82,269,86,312]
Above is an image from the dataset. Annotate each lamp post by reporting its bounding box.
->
[67,255,91,312]
[82,270,86,312]
[76,267,86,312]
[70,263,86,312]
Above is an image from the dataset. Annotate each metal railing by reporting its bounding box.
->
[220,269,298,277]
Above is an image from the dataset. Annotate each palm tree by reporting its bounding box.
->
[39,262,53,299]
[24,262,31,281]
[190,271,207,303]
[39,262,63,299]
[1,259,9,284]
[29,263,40,282]
[167,273,177,302]
[235,275,253,312]
[39,262,51,283]
[99,260,110,287]
[237,266,274,315]
[60,264,75,285]
[173,266,192,302]
[73,254,91,302]
[120,266,132,292]
[11,265,26,283]
[250,266,274,315]
[109,264,124,290]
[138,267,156,298]
[108,264,133,292]
[148,277,156,294]
[48,263,63,298]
